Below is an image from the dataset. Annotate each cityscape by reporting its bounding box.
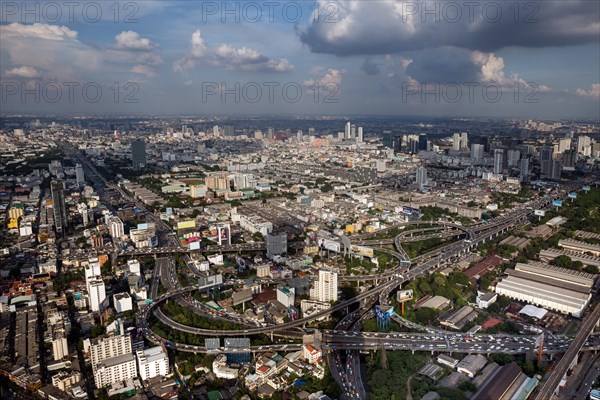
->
[1,2,600,400]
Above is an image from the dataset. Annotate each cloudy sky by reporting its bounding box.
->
[1,0,599,118]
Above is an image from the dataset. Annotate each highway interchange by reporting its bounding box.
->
[61,143,598,400]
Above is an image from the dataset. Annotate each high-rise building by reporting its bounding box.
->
[345,122,351,140]
[136,346,170,381]
[577,135,591,156]
[94,353,137,388]
[87,277,106,312]
[562,149,577,168]
[415,166,427,188]
[206,174,231,191]
[52,336,68,361]
[267,127,274,140]
[357,127,364,143]
[75,163,85,186]
[382,130,393,148]
[276,287,295,308]
[406,134,419,154]
[85,258,102,280]
[452,133,461,151]
[131,139,146,171]
[418,133,428,151]
[558,138,572,153]
[51,179,67,236]
[550,159,562,180]
[539,146,554,177]
[493,149,504,174]
[350,124,356,140]
[519,157,530,183]
[507,149,521,168]
[471,144,484,160]
[108,216,124,239]
[310,268,338,303]
[224,125,234,136]
[460,132,469,150]
[267,232,287,259]
[90,334,132,368]
[296,130,303,142]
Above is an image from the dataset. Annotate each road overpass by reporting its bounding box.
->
[534,303,600,400]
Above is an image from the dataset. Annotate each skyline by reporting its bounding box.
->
[0,0,599,118]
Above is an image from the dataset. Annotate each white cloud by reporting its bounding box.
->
[1,23,163,81]
[304,68,344,88]
[114,31,157,51]
[173,29,293,74]
[190,30,207,58]
[471,51,552,92]
[1,22,77,41]
[576,83,600,99]
[4,66,41,79]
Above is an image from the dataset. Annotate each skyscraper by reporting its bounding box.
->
[539,146,554,177]
[345,122,351,140]
[507,150,521,167]
[471,144,484,160]
[452,133,461,151]
[493,149,504,174]
[131,139,146,171]
[75,163,85,186]
[418,133,428,151]
[296,130,303,142]
[558,138,571,153]
[460,132,469,149]
[415,166,427,188]
[550,159,562,180]
[350,124,356,140]
[357,127,363,143]
[577,135,591,155]
[562,149,577,168]
[382,130,393,148]
[519,157,530,183]
[51,179,67,236]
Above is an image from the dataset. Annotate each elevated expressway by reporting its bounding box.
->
[140,197,551,340]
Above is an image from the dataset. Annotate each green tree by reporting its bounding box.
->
[553,255,573,269]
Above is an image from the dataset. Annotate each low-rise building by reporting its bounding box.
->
[303,345,322,364]
[457,354,487,378]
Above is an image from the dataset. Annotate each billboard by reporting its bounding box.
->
[397,290,414,303]
[166,207,173,216]
[582,185,591,192]
[534,210,546,217]
[349,245,374,258]
[137,223,148,230]
[189,241,200,250]
[552,200,563,207]
[217,224,231,245]
[177,220,196,230]
[318,237,341,253]
[568,192,577,199]
[402,206,417,215]
[149,236,158,247]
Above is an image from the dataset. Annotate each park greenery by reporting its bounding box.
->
[366,350,428,400]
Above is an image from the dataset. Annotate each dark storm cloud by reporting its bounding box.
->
[405,47,480,83]
[299,0,600,56]
[361,57,382,75]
